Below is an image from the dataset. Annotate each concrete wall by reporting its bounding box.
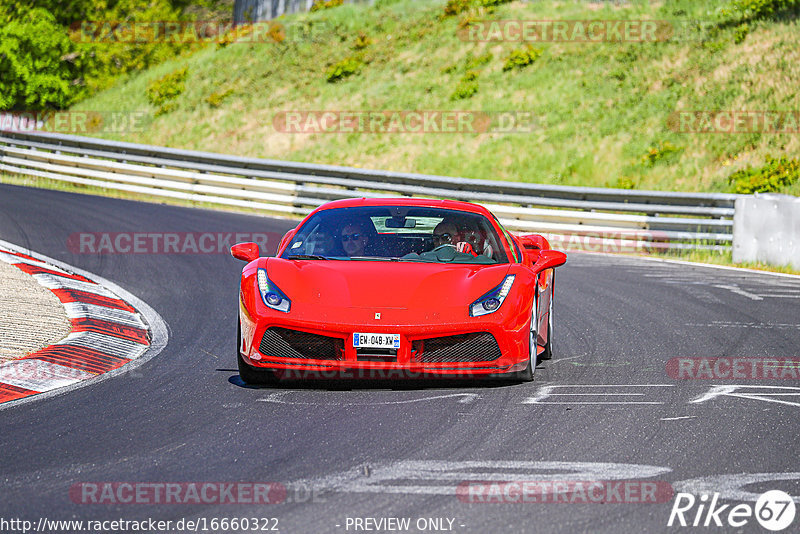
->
[233,0,374,23]
[733,193,800,269]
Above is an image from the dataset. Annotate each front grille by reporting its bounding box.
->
[356,347,397,362]
[413,332,501,363]
[259,327,344,361]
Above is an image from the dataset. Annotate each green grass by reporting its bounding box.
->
[68,0,800,194]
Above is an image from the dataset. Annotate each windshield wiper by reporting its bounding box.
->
[347,256,406,261]
[286,254,329,260]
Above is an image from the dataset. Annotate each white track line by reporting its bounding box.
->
[57,331,148,360]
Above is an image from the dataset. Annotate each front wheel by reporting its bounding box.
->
[540,272,555,361]
[237,322,277,385]
[511,291,538,382]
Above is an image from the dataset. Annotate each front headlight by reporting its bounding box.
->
[470,275,515,317]
[257,268,291,312]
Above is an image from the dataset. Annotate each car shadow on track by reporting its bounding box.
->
[221,370,516,391]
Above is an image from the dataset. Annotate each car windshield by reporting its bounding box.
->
[281,206,509,264]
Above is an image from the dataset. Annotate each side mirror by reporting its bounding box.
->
[231,242,260,262]
[531,249,567,273]
[518,234,550,252]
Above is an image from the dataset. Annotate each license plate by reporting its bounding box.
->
[353,333,400,349]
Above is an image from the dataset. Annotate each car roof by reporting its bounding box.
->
[309,197,491,216]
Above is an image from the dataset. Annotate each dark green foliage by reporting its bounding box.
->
[476,0,512,6]
[502,46,542,72]
[146,66,188,115]
[326,56,362,82]
[464,52,492,71]
[310,0,343,12]
[641,141,684,166]
[728,156,800,193]
[442,0,471,17]
[206,87,233,108]
[450,77,478,100]
[0,0,210,111]
[0,8,84,109]
[733,23,750,43]
[726,0,800,21]
[447,53,490,100]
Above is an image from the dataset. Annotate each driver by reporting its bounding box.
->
[432,220,459,247]
[340,222,370,257]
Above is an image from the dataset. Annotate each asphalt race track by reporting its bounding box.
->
[1,183,799,533]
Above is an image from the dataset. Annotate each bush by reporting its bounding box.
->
[733,23,750,43]
[69,0,191,94]
[502,46,542,71]
[442,0,472,17]
[728,156,800,194]
[464,52,492,71]
[450,78,478,100]
[446,53,491,100]
[614,177,637,189]
[353,32,372,50]
[310,0,344,12]
[0,8,85,110]
[146,67,188,115]
[726,0,800,21]
[326,56,362,82]
[641,141,683,166]
[206,87,233,107]
[477,0,512,6]
[1,0,100,27]
[0,0,214,111]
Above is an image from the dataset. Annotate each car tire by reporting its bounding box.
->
[237,322,277,385]
[512,291,538,382]
[540,271,555,361]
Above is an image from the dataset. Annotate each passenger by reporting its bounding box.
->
[458,223,494,258]
[340,222,370,257]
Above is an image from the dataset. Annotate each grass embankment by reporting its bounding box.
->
[64,0,800,194]
[4,0,800,273]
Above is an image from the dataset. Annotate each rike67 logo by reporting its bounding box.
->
[668,490,796,531]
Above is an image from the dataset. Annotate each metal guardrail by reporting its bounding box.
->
[0,130,740,251]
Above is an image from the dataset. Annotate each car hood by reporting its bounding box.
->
[266,258,510,311]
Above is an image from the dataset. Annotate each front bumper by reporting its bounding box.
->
[239,314,529,377]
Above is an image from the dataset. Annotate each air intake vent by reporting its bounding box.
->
[259,327,344,360]
[413,332,501,363]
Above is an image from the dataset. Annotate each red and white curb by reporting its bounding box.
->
[0,239,168,407]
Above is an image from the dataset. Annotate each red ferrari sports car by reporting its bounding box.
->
[231,198,566,382]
